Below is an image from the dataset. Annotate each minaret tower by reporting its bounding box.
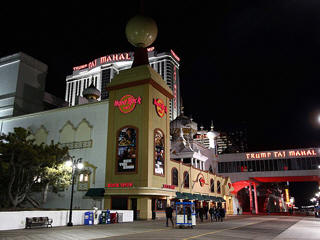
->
[104,14,173,219]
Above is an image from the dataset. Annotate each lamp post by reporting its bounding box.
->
[65,156,83,227]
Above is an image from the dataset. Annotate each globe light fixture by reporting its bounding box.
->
[125,14,158,67]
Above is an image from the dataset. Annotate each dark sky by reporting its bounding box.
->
[2,0,320,152]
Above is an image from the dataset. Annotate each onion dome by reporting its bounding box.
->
[82,83,101,101]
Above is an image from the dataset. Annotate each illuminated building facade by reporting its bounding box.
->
[65,48,181,120]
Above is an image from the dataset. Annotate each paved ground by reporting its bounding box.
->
[0,215,319,240]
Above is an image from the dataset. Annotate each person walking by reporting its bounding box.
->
[165,204,174,227]
[199,207,204,222]
[219,207,225,222]
[237,207,240,215]
[209,206,214,222]
[204,205,209,220]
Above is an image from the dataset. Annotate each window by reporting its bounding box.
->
[78,172,90,191]
[210,179,214,192]
[217,181,221,194]
[116,126,138,173]
[183,171,189,188]
[154,129,165,176]
[172,168,178,186]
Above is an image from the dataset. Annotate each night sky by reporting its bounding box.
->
[2,0,320,207]
[2,1,320,151]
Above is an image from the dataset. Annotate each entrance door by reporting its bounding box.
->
[131,198,137,220]
[111,197,128,210]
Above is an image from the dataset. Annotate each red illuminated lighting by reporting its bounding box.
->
[73,64,88,71]
[114,95,142,114]
[106,182,133,188]
[100,53,131,65]
[170,50,180,62]
[246,149,317,160]
[173,66,177,108]
[163,184,175,189]
[147,46,155,52]
[153,98,167,118]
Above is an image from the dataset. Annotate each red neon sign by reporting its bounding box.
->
[170,49,180,62]
[173,66,177,108]
[100,53,131,65]
[73,64,88,71]
[153,98,167,118]
[163,184,175,189]
[106,182,133,188]
[114,95,142,114]
[245,149,317,160]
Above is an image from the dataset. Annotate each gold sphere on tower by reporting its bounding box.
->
[125,15,158,48]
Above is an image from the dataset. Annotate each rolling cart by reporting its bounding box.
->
[175,202,196,228]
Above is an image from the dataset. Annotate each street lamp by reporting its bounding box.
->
[66,156,83,227]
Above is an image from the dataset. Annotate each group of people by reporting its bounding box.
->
[165,204,226,227]
[196,205,225,222]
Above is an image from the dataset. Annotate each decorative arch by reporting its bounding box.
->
[34,125,49,145]
[59,121,76,143]
[75,118,92,142]
[183,171,189,188]
[171,167,178,186]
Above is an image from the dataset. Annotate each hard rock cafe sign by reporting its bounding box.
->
[114,95,142,114]
[195,173,206,187]
[153,98,167,118]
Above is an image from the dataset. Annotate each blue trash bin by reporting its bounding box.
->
[106,210,111,224]
[84,211,94,225]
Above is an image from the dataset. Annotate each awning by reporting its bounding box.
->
[202,195,211,201]
[210,196,218,201]
[85,188,105,197]
[176,192,188,199]
[193,194,204,201]
[217,197,226,202]
[184,193,196,200]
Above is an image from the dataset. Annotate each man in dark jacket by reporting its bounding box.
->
[199,207,204,222]
[219,207,225,222]
[165,205,174,227]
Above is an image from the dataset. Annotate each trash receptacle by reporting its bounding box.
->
[84,212,94,225]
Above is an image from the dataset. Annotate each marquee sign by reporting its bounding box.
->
[73,47,155,71]
[153,98,167,118]
[106,182,133,188]
[245,149,318,160]
[114,95,142,114]
[162,184,175,189]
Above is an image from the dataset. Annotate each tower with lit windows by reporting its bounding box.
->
[65,49,181,120]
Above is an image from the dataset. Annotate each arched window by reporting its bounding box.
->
[217,181,221,194]
[183,171,189,188]
[210,179,215,192]
[172,168,178,186]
